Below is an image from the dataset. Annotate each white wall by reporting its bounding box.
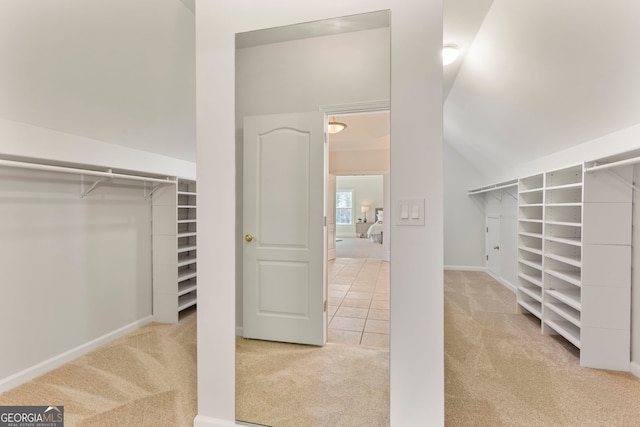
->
[0,167,153,390]
[482,122,640,187]
[235,28,390,120]
[195,2,443,426]
[443,142,486,269]
[329,148,390,175]
[336,175,383,237]
[0,118,195,180]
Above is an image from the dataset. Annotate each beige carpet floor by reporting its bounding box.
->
[236,338,389,427]
[445,270,640,426]
[3,271,640,426]
[0,308,198,426]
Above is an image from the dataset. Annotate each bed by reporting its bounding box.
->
[367,208,384,243]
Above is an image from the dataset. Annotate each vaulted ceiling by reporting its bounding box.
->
[445,0,640,177]
[2,1,639,178]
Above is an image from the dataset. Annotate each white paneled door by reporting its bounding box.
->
[487,216,501,277]
[243,112,326,346]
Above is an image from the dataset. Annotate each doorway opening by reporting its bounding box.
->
[327,110,390,347]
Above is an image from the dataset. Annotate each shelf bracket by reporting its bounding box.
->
[81,175,108,198]
[144,183,162,200]
[605,170,640,193]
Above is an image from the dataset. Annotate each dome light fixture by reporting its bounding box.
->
[442,44,460,66]
[327,116,347,134]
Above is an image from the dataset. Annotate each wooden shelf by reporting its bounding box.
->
[178,231,197,238]
[178,243,197,253]
[519,245,543,256]
[518,300,542,319]
[519,273,542,288]
[519,259,542,270]
[519,285,542,302]
[545,182,582,191]
[519,231,543,238]
[545,220,581,227]
[545,302,581,327]
[546,269,581,287]
[544,319,581,349]
[545,236,582,247]
[178,219,197,224]
[178,291,197,311]
[178,279,197,296]
[545,252,581,268]
[546,289,581,311]
[178,255,197,267]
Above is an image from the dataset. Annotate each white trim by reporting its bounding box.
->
[485,270,517,293]
[0,316,153,393]
[444,265,486,272]
[630,361,640,378]
[236,326,244,337]
[194,415,243,427]
[319,99,390,114]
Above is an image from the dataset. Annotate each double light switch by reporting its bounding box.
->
[397,198,425,226]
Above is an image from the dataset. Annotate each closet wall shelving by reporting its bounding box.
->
[152,179,197,323]
[516,163,632,370]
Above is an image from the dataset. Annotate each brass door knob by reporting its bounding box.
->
[245,234,254,242]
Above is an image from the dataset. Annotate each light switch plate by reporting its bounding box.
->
[397,198,425,226]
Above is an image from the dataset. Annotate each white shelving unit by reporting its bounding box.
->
[517,172,545,319]
[516,163,632,370]
[152,179,197,323]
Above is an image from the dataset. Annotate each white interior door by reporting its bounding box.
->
[487,216,501,277]
[327,174,336,261]
[243,112,326,346]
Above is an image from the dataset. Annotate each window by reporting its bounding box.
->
[336,190,353,225]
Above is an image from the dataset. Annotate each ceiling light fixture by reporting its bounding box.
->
[328,116,347,134]
[442,44,460,66]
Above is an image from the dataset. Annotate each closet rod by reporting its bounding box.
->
[468,181,518,195]
[584,156,640,173]
[0,158,177,185]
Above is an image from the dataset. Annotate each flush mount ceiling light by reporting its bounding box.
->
[442,44,460,66]
[328,116,347,134]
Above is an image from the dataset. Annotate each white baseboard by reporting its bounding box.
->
[383,251,390,262]
[236,326,243,337]
[194,415,242,427]
[630,361,640,378]
[486,270,517,293]
[0,315,153,393]
[444,265,486,272]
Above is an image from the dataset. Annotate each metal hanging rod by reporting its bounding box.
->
[0,158,177,185]
[584,156,640,173]
[468,180,518,195]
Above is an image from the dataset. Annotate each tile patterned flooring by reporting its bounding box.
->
[327,257,390,349]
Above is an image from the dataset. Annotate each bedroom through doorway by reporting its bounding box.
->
[327,110,390,347]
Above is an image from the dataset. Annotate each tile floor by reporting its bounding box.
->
[327,257,389,349]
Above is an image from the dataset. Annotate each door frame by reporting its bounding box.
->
[321,100,391,266]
